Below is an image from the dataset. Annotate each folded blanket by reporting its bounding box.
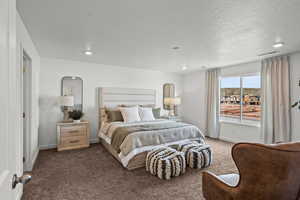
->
[111,122,190,153]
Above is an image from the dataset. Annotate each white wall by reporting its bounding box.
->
[39,58,183,149]
[220,61,261,77]
[17,13,40,171]
[182,71,207,132]
[219,123,261,143]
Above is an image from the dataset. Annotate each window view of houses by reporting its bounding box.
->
[220,75,261,123]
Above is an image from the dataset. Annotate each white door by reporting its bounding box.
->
[0,0,24,199]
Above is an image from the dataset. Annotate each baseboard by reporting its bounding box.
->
[39,143,57,150]
[90,138,99,144]
[205,135,234,143]
[23,148,39,172]
[39,138,100,150]
[219,136,263,144]
[219,136,237,143]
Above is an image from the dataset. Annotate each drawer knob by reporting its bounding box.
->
[68,130,79,133]
[69,140,80,143]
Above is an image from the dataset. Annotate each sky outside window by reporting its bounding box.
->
[243,76,260,88]
[221,77,240,88]
[221,76,260,88]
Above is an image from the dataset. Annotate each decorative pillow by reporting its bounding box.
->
[119,106,141,123]
[152,108,161,119]
[106,109,123,122]
[100,107,109,125]
[139,107,155,121]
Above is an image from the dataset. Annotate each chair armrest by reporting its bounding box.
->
[202,171,236,200]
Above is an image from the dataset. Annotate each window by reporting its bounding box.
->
[220,75,261,125]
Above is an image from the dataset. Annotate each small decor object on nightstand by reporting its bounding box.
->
[56,120,90,151]
[68,110,84,123]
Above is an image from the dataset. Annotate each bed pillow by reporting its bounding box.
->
[139,107,155,121]
[106,109,123,122]
[119,106,141,123]
[119,104,137,107]
[152,108,161,119]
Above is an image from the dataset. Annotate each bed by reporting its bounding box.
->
[97,87,205,170]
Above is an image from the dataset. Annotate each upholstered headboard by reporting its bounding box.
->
[98,87,156,129]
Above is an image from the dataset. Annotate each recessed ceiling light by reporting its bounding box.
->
[182,66,187,71]
[83,50,93,55]
[273,42,284,48]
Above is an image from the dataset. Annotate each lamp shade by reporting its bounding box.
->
[164,97,181,105]
[164,97,173,105]
[60,96,74,106]
[173,97,181,105]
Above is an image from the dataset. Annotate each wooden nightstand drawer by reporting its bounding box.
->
[61,125,86,137]
[60,135,87,147]
[57,120,90,151]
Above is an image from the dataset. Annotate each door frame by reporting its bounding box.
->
[20,47,33,172]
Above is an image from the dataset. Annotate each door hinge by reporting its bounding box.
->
[23,112,25,118]
[23,66,26,73]
[23,157,25,163]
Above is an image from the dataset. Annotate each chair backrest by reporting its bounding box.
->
[232,142,300,200]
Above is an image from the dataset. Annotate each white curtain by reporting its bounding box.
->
[261,55,291,144]
[206,68,220,138]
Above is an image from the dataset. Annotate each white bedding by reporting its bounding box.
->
[98,119,205,167]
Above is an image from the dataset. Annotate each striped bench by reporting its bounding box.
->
[146,147,186,180]
[178,142,212,169]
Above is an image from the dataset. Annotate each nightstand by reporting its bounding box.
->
[56,120,90,151]
[161,116,182,122]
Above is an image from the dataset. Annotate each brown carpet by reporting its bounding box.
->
[22,138,237,200]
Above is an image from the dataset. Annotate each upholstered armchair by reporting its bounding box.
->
[202,142,300,200]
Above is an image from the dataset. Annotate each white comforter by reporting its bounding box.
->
[98,119,205,167]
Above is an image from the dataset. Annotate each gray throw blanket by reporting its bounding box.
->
[111,122,190,153]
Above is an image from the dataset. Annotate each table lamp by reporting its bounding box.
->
[60,96,74,121]
[164,97,181,116]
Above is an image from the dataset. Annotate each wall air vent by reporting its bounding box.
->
[258,50,279,57]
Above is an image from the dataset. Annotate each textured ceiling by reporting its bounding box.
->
[17,0,300,72]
